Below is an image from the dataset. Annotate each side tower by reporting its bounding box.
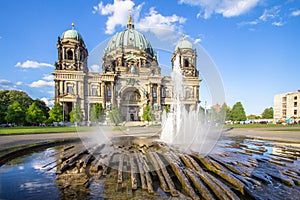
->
[52,23,88,121]
[172,37,200,111]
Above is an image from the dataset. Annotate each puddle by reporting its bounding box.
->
[0,148,60,200]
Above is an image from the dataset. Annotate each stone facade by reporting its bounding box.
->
[52,18,201,122]
[274,90,300,123]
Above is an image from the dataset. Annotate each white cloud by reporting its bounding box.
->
[272,21,284,26]
[238,6,284,28]
[137,7,186,38]
[90,64,100,72]
[93,1,186,39]
[194,38,202,44]
[15,60,53,69]
[217,0,261,17]
[41,97,54,108]
[93,0,135,34]
[42,74,54,81]
[179,0,260,19]
[47,91,54,95]
[28,80,54,88]
[259,6,280,21]
[0,79,12,85]
[16,81,23,85]
[237,20,259,26]
[291,10,300,17]
[0,79,17,90]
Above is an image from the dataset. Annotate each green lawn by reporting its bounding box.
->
[1,123,299,135]
[0,125,128,135]
[225,123,300,129]
[0,126,77,135]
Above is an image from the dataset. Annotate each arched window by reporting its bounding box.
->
[162,87,166,98]
[67,85,73,94]
[92,87,97,96]
[184,59,189,67]
[107,86,111,98]
[67,50,73,60]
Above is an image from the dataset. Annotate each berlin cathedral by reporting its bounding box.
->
[52,15,201,122]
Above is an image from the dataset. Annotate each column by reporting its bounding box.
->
[111,82,114,105]
[74,81,77,96]
[55,81,59,98]
[97,83,101,96]
[149,84,153,106]
[101,82,106,108]
[59,81,63,95]
[157,84,161,106]
[62,47,65,60]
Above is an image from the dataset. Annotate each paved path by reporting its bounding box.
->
[224,127,300,143]
[1,127,299,151]
[0,132,80,150]
[0,127,160,150]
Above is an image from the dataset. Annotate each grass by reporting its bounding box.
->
[267,128,300,132]
[225,123,300,129]
[2,123,299,135]
[0,125,130,135]
[0,126,77,135]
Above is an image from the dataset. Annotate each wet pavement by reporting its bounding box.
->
[0,127,300,199]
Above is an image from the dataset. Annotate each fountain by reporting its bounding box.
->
[160,54,222,155]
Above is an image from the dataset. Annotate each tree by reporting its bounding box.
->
[70,105,83,124]
[33,99,50,119]
[142,105,152,122]
[223,103,232,121]
[0,90,33,123]
[261,107,273,119]
[199,106,205,115]
[247,114,261,120]
[108,105,123,125]
[5,101,26,125]
[210,106,219,122]
[48,103,63,122]
[26,102,46,125]
[230,102,246,122]
[163,105,170,113]
[90,103,104,123]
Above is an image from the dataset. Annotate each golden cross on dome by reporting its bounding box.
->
[127,9,134,29]
[72,22,75,30]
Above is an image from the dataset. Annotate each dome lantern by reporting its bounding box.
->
[126,12,134,29]
[61,22,83,42]
[175,35,193,50]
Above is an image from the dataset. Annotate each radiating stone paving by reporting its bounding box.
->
[54,138,300,199]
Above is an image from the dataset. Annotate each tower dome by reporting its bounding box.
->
[104,15,154,57]
[61,23,83,41]
[175,37,193,50]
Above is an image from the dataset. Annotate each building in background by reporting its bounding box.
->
[274,90,300,123]
[52,15,201,122]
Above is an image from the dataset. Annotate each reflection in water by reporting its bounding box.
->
[0,148,60,200]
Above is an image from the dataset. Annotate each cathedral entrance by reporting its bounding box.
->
[120,87,142,121]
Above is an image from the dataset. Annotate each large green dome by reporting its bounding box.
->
[104,17,154,57]
[61,23,83,41]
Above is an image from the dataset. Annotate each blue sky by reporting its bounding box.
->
[0,0,299,115]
